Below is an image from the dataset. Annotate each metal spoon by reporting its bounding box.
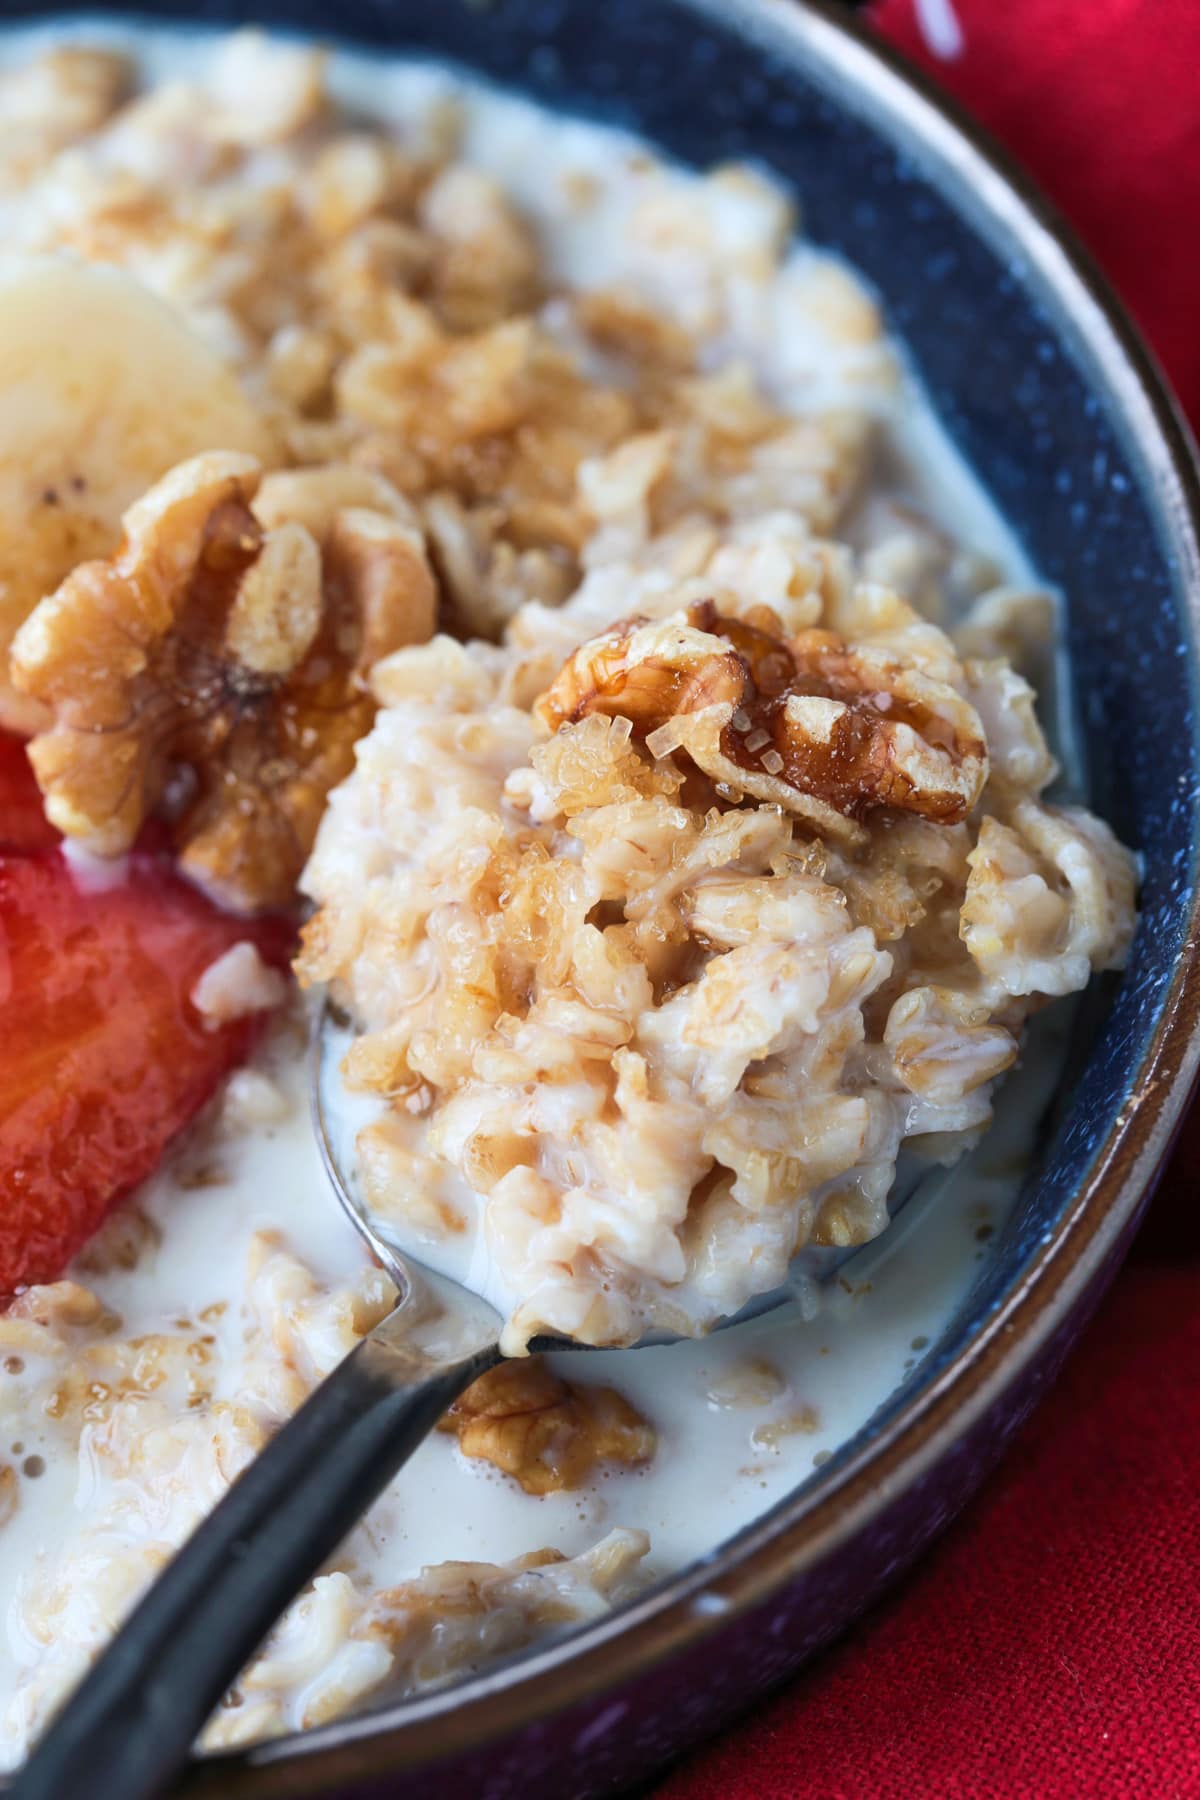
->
[12,1000,909,1800]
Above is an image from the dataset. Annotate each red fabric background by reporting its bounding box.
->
[657,4,1200,1795]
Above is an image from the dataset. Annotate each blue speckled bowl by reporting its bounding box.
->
[8,2,1200,1795]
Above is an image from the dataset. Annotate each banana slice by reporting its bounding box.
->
[0,257,272,732]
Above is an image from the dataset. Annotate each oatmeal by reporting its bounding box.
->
[0,20,1135,1771]
[300,580,1132,1354]
[0,1223,647,1754]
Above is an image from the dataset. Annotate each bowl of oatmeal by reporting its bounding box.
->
[0,2,1197,1796]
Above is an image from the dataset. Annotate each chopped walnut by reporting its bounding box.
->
[535,608,747,735]
[438,1359,655,1496]
[417,164,542,330]
[325,508,440,669]
[574,288,698,373]
[335,313,635,636]
[536,600,987,836]
[11,452,437,911]
[774,626,988,822]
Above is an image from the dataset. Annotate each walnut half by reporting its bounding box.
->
[536,599,987,838]
[11,453,437,911]
[439,1359,655,1495]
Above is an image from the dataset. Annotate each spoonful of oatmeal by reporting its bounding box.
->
[15,582,1135,1800]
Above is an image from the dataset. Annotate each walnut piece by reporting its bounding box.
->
[438,1359,655,1495]
[536,599,987,836]
[11,453,437,911]
[335,314,634,637]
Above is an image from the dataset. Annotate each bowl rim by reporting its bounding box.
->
[21,1,1200,1793]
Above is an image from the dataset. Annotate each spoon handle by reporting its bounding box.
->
[12,1313,501,1800]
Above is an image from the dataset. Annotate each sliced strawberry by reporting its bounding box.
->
[0,731,59,853]
[0,849,294,1292]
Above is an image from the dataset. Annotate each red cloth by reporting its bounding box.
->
[658,5,1200,1796]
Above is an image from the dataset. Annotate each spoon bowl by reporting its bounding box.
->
[311,998,929,1353]
[310,998,811,1354]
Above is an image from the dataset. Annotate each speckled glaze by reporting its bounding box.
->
[4,2,1199,1795]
